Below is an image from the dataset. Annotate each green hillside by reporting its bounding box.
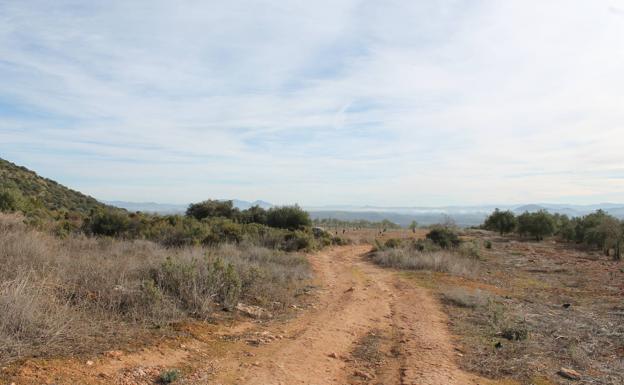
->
[0,157,113,214]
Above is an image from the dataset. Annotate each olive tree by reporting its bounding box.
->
[483,208,517,235]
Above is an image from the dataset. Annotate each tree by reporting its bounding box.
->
[483,209,516,235]
[186,200,239,221]
[516,210,555,241]
[408,220,418,233]
[598,216,624,259]
[266,205,311,230]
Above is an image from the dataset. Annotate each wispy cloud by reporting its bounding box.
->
[1,0,623,205]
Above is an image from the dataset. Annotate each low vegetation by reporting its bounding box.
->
[0,213,312,364]
[435,231,623,384]
[369,227,479,277]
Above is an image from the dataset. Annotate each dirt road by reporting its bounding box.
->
[6,245,488,385]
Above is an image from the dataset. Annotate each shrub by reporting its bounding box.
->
[86,210,130,236]
[266,205,311,230]
[384,238,402,249]
[0,189,26,213]
[202,218,243,245]
[239,205,268,225]
[185,200,238,221]
[370,245,478,276]
[281,230,313,251]
[159,369,181,384]
[426,227,461,249]
[441,287,488,308]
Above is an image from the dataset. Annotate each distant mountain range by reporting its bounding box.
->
[105,200,624,227]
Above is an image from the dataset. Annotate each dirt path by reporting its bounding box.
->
[5,245,489,385]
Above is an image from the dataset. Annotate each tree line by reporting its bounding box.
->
[483,208,623,260]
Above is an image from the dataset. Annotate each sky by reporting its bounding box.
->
[1,0,623,206]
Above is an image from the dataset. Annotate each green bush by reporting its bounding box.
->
[185,199,239,221]
[384,238,402,249]
[0,189,25,213]
[159,369,181,384]
[266,205,311,230]
[426,227,460,249]
[151,256,242,314]
[87,210,130,236]
[281,230,313,251]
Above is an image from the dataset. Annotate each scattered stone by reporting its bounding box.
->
[558,367,581,380]
[236,303,273,319]
[345,286,355,293]
[86,360,94,366]
[328,352,339,359]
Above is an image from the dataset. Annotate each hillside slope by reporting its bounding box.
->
[0,158,112,214]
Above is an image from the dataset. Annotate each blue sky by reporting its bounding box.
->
[1,0,623,206]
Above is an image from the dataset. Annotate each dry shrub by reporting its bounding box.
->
[370,245,478,276]
[441,287,489,308]
[0,214,310,364]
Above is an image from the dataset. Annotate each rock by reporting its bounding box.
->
[86,360,94,366]
[104,350,124,359]
[345,286,355,293]
[236,303,273,319]
[354,369,374,380]
[562,303,571,308]
[328,352,339,359]
[558,367,581,380]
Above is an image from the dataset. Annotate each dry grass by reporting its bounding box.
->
[0,213,311,364]
[369,245,479,277]
[439,231,624,385]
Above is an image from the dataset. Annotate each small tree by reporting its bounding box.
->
[483,209,516,235]
[516,210,555,241]
[408,220,418,233]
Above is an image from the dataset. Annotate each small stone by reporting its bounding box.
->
[86,360,94,366]
[558,367,581,380]
[354,369,374,380]
[328,352,339,359]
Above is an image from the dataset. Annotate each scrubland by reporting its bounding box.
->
[0,213,311,364]
[368,227,623,385]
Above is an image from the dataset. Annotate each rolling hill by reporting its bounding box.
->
[0,157,115,214]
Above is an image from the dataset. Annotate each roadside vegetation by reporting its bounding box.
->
[0,159,349,365]
[0,213,313,364]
